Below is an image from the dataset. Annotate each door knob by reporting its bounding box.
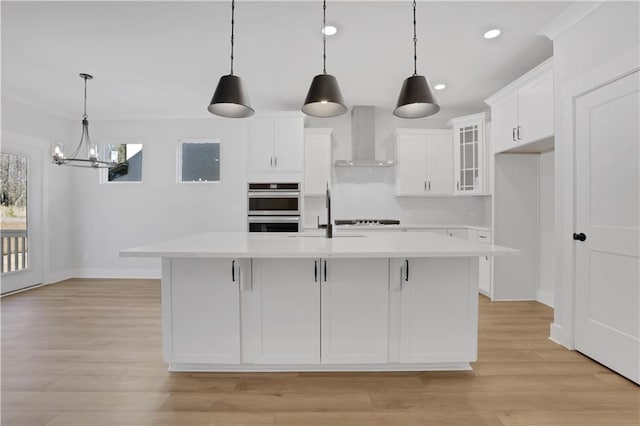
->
[573,233,587,242]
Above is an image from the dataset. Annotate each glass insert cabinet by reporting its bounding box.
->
[450,113,485,195]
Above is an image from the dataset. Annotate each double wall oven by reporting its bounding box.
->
[247,183,301,232]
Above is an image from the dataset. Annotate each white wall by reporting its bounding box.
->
[74,118,248,277]
[538,150,554,306]
[1,96,75,283]
[549,1,640,346]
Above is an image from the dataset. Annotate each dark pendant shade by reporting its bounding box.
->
[302,73,347,118]
[208,74,254,118]
[393,75,440,119]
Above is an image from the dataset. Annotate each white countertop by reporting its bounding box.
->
[120,231,517,259]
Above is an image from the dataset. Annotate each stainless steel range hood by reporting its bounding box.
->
[334,106,395,167]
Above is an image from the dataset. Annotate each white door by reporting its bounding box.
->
[252,259,320,364]
[426,133,453,195]
[399,258,476,363]
[247,118,274,172]
[1,137,44,294]
[518,70,554,145]
[273,118,303,172]
[169,259,240,364]
[304,130,332,195]
[491,92,519,154]
[574,71,639,384]
[321,259,389,364]
[396,134,427,195]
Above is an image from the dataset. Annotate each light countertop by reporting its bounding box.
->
[120,231,517,259]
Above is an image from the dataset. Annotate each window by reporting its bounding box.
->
[102,141,143,183]
[179,140,220,183]
[1,153,28,273]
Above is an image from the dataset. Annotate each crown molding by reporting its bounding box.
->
[537,1,606,41]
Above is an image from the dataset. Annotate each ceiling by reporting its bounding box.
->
[1,1,572,121]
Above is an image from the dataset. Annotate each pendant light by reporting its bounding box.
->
[302,0,347,118]
[393,0,440,119]
[208,0,254,118]
[52,73,116,168]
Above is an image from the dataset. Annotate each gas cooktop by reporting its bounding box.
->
[335,219,401,226]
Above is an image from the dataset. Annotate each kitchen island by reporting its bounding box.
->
[120,231,517,372]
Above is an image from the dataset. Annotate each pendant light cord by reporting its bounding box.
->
[412,0,417,76]
[230,0,235,75]
[322,0,327,74]
[83,76,88,120]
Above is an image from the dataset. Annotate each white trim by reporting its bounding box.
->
[484,59,553,106]
[555,47,640,349]
[46,269,79,284]
[537,1,605,41]
[536,289,554,308]
[167,362,472,373]
[446,112,486,129]
[549,323,571,349]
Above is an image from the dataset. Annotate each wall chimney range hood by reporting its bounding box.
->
[334,106,395,167]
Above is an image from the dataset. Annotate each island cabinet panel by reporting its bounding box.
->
[168,258,241,364]
[321,259,389,364]
[398,258,478,363]
[250,259,320,364]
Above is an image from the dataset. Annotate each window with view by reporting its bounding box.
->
[103,142,143,182]
[0,153,28,273]
[179,141,220,183]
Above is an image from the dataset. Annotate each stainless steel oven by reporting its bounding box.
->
[248,183,301,232]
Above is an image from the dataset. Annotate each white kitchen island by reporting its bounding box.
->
[120,231,517,372]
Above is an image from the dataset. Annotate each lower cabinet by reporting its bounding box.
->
[396,258,477,363]
[321,259,389,364]
[251,259,320,364]
[168,258,241,364]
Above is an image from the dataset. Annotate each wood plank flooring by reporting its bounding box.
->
[2,279,638,426]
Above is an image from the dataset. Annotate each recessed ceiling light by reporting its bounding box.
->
[322,25,337,36]
[484,29,501,39]
[434,84,446,90]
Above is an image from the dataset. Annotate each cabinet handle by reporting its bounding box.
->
[428,181,431,191]
[405,259,409,282]
[486,256,489,260]
[274,156,278,168]
[314,260,318,282]
[517,126,521,140]
[323,260,327,282]
[424,181,427,191]
[231,260,236,282]
[512,127,516,141]
[270,157,273,168]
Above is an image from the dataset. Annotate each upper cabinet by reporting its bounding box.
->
[303,128,332,196]
[247,116,304,173]
[485,59,554,154]
[448,113,486,195]
[395,129,453,196]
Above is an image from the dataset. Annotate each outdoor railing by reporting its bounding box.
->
[1,229,27,273]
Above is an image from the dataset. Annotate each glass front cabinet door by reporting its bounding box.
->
[450,113,485,195]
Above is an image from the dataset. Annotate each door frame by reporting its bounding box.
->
[1,130,48,294]
[553,47,639,349]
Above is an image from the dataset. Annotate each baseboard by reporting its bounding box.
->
[549,323,573,349]
[73,268,161,279]
[536,289,555,307]
[46,269,79,284]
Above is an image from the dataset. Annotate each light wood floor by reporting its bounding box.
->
[1,279,638,426]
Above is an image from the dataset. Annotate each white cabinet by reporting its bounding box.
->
[397,258,477,363]
[395,129,453,196]
[485,59,554,154]
[251,259,320,364]
[247,117,304,172]
[447,228,468,239]
[449,113,486,195]
[321,259,389,364]
[468,229,493,296]
[168,258,241,364]
[304,128,332,195]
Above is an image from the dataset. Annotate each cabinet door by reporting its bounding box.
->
[252,259,320,364]
[491,93,519,154]
[426,133,453,195]
[476,231,492,296]
[518,70,554,144]
[274,118,304,172]
[304,130,332,195]
[169,259,240,364]
[247,119,275,171]
[453,121,484,195]
[399,258,476,363]
[321,259,389,364]
[396,134,428,195]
